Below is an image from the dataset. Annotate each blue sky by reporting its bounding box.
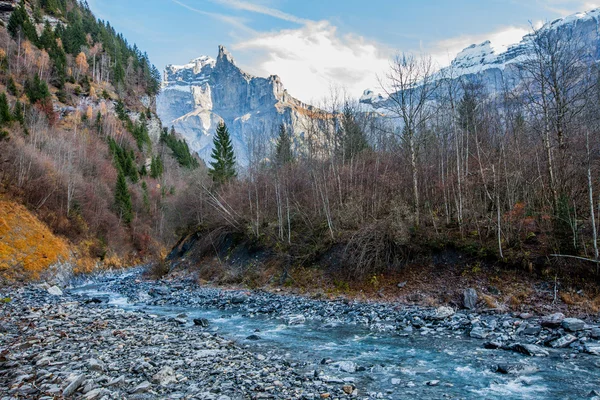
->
[86,0,599,102]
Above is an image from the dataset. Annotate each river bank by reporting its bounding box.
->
[2,269,600,399]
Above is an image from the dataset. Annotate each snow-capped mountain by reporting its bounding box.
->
[361,8,600,107]
[157,46,314,166]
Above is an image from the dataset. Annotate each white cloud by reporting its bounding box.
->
[537,0,600,15]
[211,0,310,24]
[231,21,535,103]
[233,21,391,103]
[170,0,256,35]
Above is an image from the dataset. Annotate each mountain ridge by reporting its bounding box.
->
[157,45,314,166]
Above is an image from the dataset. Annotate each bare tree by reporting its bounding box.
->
[381,53,438,226]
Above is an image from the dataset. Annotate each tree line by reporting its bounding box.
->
[196,24,600,282]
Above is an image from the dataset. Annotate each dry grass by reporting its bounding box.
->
[0,200,71,281]
[481,293,499,308]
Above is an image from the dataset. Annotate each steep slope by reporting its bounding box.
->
[158,46,315,165]
[0,0,205,282]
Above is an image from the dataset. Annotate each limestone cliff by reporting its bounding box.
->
[157,46,315,165]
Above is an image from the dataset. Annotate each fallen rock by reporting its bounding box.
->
[131,381,152,393]
[87,358,105,372]
[62,374,85,397]
[463,288,478,310]
[541,313,565,328]
[152,366,177,386]
[584,344,600,356]
[287,315,306,325]
[433,306,454,320]
[549,334,577,348]
[495,364,523,374]
[342,385,354,394]
[47,286,63,296]
[336,361,357,373]
[510,343,549,357]
[193,318,209,327]
[470,327,488,339]
[561,318,585,332]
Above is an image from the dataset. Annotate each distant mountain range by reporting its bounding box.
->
[361,8,600,107]
[158,9,600,164]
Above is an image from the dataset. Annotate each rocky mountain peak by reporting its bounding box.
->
[157,46,312,166]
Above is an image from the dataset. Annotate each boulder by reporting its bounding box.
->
[287,315,306,325]
[87,358,105,372]
[62,374,85,397]
[193,318,209,327]
[549,334,577,348]
[463,288,478,310]
[433,306,454,320]
[131,381,152,393]
[231,295,246,304]
[47,286,63,296]
[584,344,600,356]
[470,327,488,339]
[152,366,177,386]
[561,318,585,332]
[495,364,525,374]
[541,313,565,328]
[510,343,549,357]
[336,361,357,373]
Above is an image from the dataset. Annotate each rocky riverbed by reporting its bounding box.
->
[2,269,600,399]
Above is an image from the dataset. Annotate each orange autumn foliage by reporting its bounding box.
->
[0,200,71,281]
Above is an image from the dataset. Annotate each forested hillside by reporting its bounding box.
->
[0,0,205,281]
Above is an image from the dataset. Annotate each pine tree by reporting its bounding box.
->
[0,93,11,126]
[13,100,24,124]
[341,103,369,162]
[209,121,237,184]
[150,155,163,179]
[7,3,38,43]
[7,77,18,96]
[275,124,293,166]
[114,169,133,224]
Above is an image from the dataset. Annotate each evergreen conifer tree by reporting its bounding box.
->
[341,103,369,161]
[209,122,237,184]
[7,77,18,96]
[13,100,24,124]
[275,123,293,166]
[0,93,11,126]
[114,169,133,224]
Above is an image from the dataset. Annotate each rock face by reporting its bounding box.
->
[157,46,315,166]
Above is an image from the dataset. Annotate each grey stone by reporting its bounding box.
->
[287,315,306,325]
[549,334,577,348]
[562,318,585,332]
[584,344,600,356]
[511,343,549,357]
[541,313,565,328]
[470,327,488,339]
[131,381,152,393]
[152,366,177,386]
[62,374,85,397]
[87,358,104,372]
[47,286,63,296]
[336,361,357,373]
[433,306,454,320]
[463,288,478,310]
